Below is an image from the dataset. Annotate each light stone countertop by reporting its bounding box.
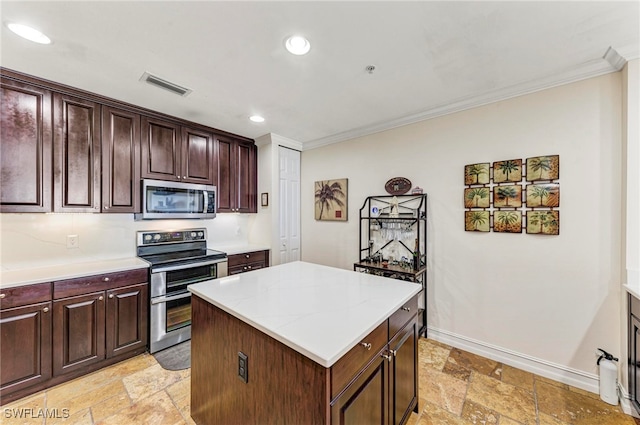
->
[210,243,270,256]
[188,261,421,368]
[624,283,640,300]
[0,257,149,289]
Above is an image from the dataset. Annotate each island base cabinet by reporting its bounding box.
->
[190,295,329,425]
[190,293,419,425]
[390,319,418,425]
[330,354,389,425]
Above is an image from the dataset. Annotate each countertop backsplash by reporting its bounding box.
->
[0,212,256,271]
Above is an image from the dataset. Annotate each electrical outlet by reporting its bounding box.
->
[66,235,79,249]
[238,351,248,383]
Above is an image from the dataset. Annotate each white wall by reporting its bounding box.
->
[301,72,623,390]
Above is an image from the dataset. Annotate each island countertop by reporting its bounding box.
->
[188,261,420,367]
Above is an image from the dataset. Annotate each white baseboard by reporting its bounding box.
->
[427,326,599,394]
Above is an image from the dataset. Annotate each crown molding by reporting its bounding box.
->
[254,132,303,151]
[303,48,633,151]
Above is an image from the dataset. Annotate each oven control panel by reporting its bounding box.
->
[137,228,207,246]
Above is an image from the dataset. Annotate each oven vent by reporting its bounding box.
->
[140,72,192,97]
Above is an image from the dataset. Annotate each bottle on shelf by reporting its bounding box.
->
[413,238,420,270]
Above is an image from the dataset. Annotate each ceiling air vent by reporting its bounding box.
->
[140,72,192,97]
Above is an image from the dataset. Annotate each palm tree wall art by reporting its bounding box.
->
[315,179,348,221]
[464,155,559,234]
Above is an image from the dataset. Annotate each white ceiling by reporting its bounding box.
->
[1,1,638,149]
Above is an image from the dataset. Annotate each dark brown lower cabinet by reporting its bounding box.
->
[227,250,270,275]
[53,281,149,376]
[0,302,52,397]
[53,292,106,376]
[0,270,148,405]
[106,284,148,358]
[331,353,389,425]
[390,318,418,425]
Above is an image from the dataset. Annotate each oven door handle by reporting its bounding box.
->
[152,258,227,273]
[151,292,192,305]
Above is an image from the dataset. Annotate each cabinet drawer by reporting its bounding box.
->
[389,292,419,339]
[53,269,148,299]
[0,282,52,310]
[331,320,388,399]
[227,251,266,267]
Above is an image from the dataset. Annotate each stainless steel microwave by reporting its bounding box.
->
[135,179,216,220]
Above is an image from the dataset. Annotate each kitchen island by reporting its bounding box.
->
[188,261,421,425]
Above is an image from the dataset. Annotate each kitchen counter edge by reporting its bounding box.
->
[1,257,150,288]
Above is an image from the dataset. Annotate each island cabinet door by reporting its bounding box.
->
[389,319,418,425]
[330,352,389,425]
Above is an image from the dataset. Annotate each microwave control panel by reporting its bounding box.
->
[137,228,207,246]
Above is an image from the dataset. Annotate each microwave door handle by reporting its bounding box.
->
[152,258,227,273]
[203,190,208,213]
[151,292,192,305]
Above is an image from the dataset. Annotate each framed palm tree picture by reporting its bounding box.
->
[493,159,522,183]
[464,187,490,208]
[526,183,559,207]
[526,210,559,235]
[315,179,348,221]
[494,185,522,208]
[526,155,559,181]
[464,163,490,185]
[465,211,490,232]
[493,211,522,233]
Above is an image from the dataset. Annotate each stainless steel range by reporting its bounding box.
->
[137,228,228,353]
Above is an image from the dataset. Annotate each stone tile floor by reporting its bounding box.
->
[1,338,638,424]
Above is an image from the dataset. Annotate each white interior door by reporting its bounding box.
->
[278,146,300,263]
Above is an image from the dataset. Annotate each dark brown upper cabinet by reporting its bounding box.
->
[53,93,101,212]
[141,117,215,185]
[101,106,141,213]
[216,135,257,213]
[0,77,53,212]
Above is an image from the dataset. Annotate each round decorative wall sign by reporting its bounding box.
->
[385,177,412,195]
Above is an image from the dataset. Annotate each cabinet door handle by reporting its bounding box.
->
[43,307,49,313]
[245,254,250,259]
[0,293,5,299]
[99,296,104,301]
[104,206,109,210]
[361,342,372,350]
[381,354,392,362]
[402,307,411,312]
[109,294,114,299]
[247,265,252,270]
[103,277,110,282]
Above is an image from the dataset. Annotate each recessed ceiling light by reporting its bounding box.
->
[7,22,51,44]
[285,35,310,55]
[249,115,265,123]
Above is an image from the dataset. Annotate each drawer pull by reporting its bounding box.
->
[109,294,114,299]
[247,265,252,270]
[361,342,372,350]
[381,354,392,362]
[401,307,411,312]
[99,296,104,301]
[245,254,250,258]
[43,307,49,313]
[0,293,5,299]
[103,277,110,282]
